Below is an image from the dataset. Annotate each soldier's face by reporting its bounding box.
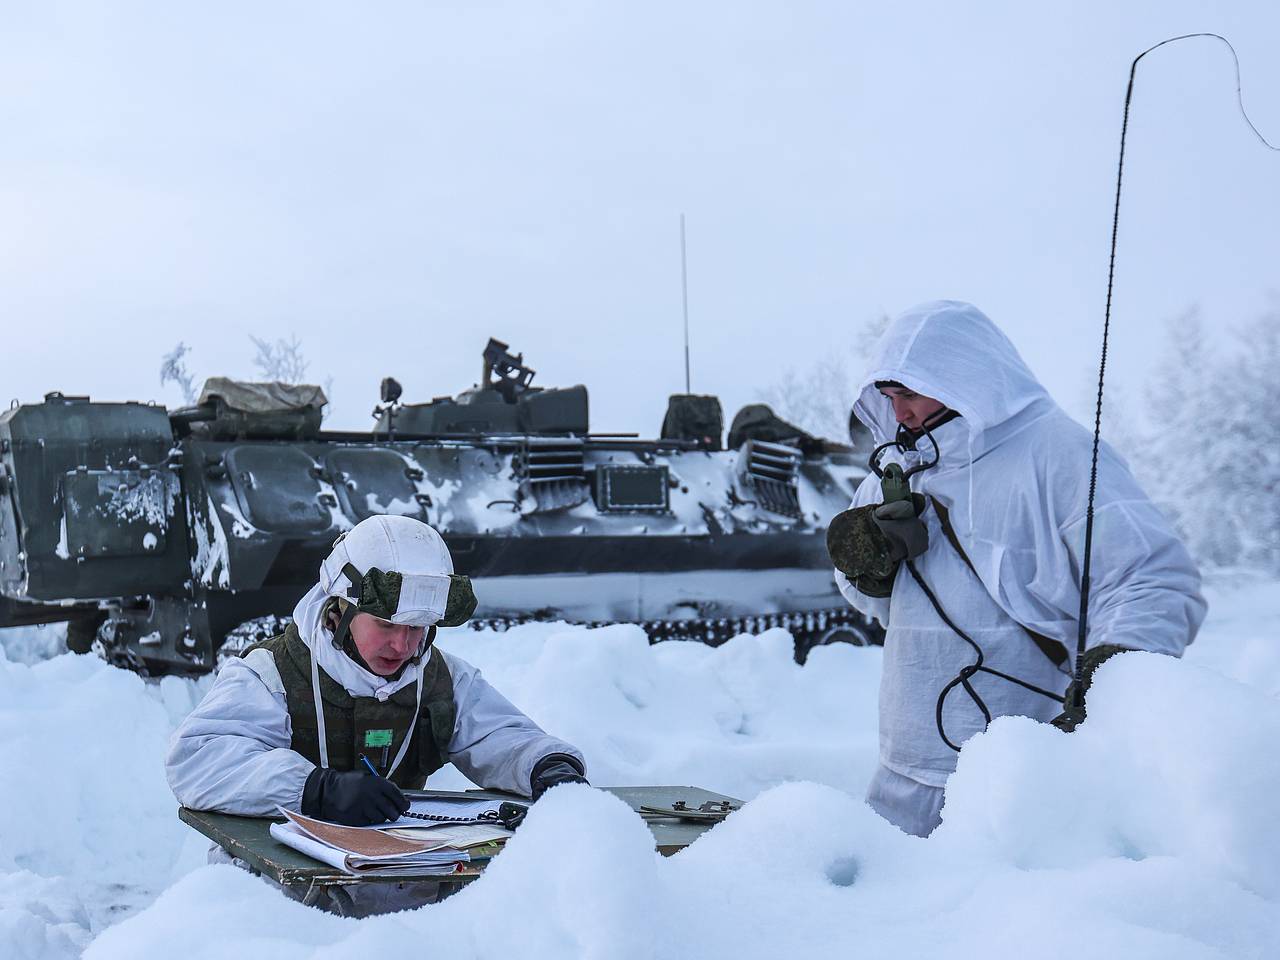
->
[350,612,425,675]
[879,386,945,432]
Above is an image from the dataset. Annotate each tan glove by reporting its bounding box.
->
[1050,644,1133,732]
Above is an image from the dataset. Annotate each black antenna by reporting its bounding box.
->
[680,213,691,394]
[1073,33,1278,713]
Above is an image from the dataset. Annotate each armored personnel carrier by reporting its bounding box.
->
[0,339,877,675]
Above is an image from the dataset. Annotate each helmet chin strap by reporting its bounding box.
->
[330,602,359,651]
[417,625,438,661]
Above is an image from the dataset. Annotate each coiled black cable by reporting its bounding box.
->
[905,560,1064,753]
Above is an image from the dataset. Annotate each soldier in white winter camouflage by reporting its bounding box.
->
[829,301,1204,837]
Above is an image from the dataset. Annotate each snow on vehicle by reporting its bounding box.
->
[0,339,877,674]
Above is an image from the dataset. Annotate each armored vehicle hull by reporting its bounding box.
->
[0,346,876,674]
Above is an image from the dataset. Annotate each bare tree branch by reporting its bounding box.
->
[159,342,197,405]
[249,334,310,384]
[758,314,889,445]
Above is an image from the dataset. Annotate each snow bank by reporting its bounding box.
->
[0,653,210,959]
[428,623,883,800]
[1185,575,1280,697]
[1,576,1277,959]
[0,623,67,666]
[0,623,880,959]
[86,646,1280,960]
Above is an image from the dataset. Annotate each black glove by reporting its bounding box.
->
[530,754,588,800]
[1050,644,1133,732]
[871,497,929,563]
[301,768,410,826]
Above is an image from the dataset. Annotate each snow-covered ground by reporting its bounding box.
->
[1,576,1277,959]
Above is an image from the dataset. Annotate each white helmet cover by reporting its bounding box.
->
[319,516,462,627]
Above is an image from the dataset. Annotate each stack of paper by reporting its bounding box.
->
[385,821,513,848]
[269,809,471,877]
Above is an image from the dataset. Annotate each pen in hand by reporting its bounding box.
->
[361,753,437,824]
[352,753,411,823]
[358,753,523,828]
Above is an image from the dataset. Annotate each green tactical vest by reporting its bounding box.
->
[244,623,457,790]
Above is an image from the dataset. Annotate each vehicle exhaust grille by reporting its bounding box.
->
[517,438,588,511]
[741,440,802,518]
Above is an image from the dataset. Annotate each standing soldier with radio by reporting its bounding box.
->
[828,300,1204,837]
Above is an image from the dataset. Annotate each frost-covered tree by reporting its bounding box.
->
[249,334,332,422]
[1134,309,1240,566]
[760,314,889,445]
[159,342,197,405]
[250,334,309,384]
[760,355,859,442]
[159,336,329,420]
[322,375,335,421]
[1132,305,1280,574]
[1224,305,1280,571]
[1094,378,1144,467]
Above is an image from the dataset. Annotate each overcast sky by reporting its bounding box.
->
[1,1,1276,436]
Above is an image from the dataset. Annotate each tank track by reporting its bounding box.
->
[216,607,880,668]
[473,605,880,661]
[215,614,294,668]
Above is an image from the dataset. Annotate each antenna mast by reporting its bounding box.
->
[680,213,691,393]
[1071,33,1277,718]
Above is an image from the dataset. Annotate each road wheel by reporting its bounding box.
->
[65,613,106,655]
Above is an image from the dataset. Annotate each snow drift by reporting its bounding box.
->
[1,579,1277,959]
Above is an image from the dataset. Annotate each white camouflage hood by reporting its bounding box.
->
[853,300,1057,457]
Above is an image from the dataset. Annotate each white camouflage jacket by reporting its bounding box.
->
[837,301,1205,785]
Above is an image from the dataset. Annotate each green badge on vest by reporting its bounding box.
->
[364,728,394,748]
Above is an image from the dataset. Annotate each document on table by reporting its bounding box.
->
[271,809,471,877]
[386,821,514,847]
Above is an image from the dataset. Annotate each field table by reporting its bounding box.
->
[178,785,740,911]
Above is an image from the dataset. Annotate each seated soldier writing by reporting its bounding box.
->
[167,515,586,827]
